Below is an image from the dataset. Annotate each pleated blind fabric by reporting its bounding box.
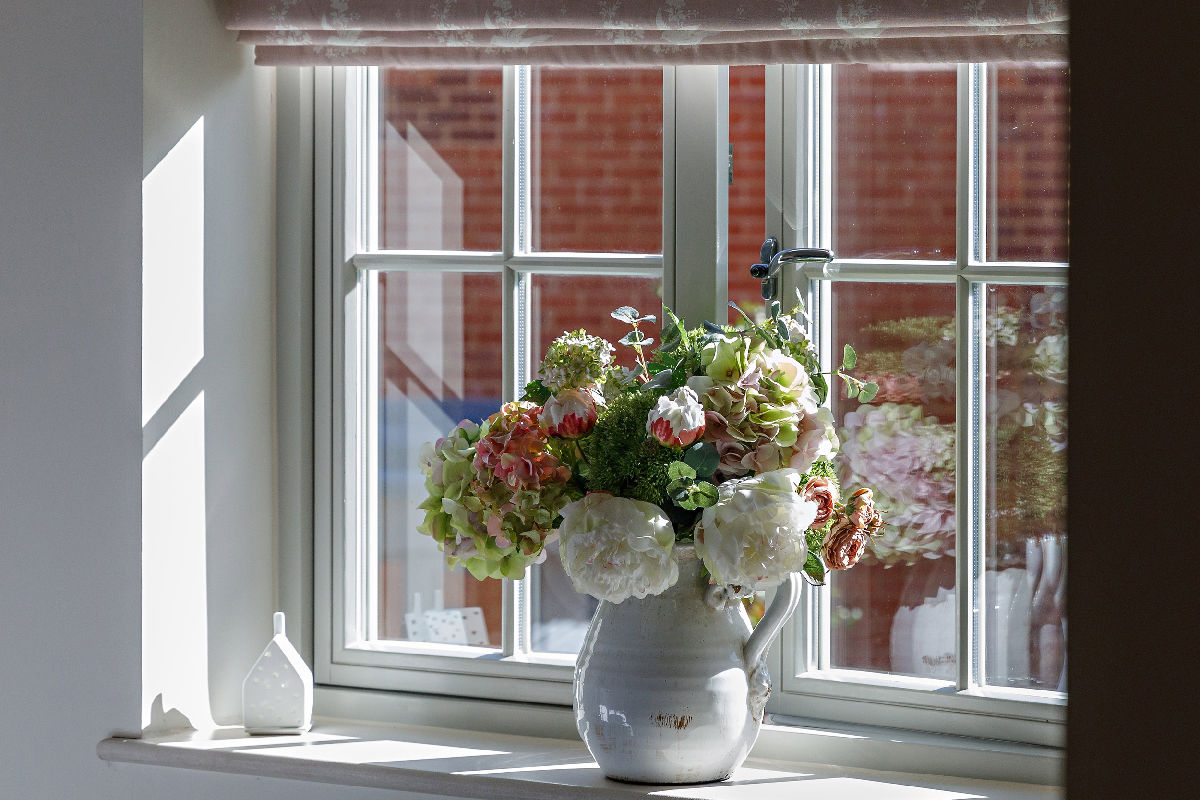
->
[222,1,1067,66]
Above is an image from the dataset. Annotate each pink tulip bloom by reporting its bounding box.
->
[646,386,706,448]
[542,388,599,439]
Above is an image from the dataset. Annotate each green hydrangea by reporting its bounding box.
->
[538,329,615,393]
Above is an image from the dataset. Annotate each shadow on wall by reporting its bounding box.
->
[141,0,275,733]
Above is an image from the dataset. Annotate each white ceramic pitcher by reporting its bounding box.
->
[573,545,801,784]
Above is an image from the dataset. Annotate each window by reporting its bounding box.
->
[315,63,1067,745]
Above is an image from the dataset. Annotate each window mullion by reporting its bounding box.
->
[955,63,988,691]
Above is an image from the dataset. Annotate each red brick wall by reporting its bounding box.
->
[379,65,1068,401]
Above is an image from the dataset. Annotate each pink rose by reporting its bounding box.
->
[822,514,869,571]
[542,388,599,439]
[646,386,706,448]
[801,476,840,528]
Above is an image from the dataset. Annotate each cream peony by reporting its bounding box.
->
[558,493,678,603]
[694,469,816,589]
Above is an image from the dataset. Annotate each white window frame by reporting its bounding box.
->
[311,62,1066,746]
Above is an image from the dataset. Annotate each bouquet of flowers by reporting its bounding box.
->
[418,301,885,604]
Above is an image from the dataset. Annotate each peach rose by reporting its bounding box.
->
[800,476,840,528]
[822,514,869,571]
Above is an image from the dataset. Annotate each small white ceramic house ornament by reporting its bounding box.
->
[242,612,313,734]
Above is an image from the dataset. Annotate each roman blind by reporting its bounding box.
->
[222,1,1067,65]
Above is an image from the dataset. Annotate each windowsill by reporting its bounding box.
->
[98,690,1063,799]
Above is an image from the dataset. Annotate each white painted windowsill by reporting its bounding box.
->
[98,713,1062,799]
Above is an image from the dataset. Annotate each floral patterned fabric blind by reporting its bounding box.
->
[222,1,1067,66]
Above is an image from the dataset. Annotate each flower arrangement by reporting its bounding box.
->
[418,301,885,603]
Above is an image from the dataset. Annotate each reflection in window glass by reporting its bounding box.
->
[378,69,504,251]
[528,273,663,653]
[533,68,662,254]
[831,282,957,676]
[988,64,1069,263]
[985,284,1067,690]
[377,271,504,646]
[834,65,957,261]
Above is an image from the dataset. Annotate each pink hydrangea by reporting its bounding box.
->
[474,401,570,492]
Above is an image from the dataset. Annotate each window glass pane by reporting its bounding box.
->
[532,68,663,254]
[728,66,767,325]
[988,64,1069,263]
[528,273,663,653]
[377,271,504,646]
[379,69,503,251]
[832,282,957,676]
[985,284,1067,690]
[834,65,957,261]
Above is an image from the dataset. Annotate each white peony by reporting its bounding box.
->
[558,493,678,603]
[694,469,816,589]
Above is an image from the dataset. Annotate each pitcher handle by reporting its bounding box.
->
[743,572,802,671]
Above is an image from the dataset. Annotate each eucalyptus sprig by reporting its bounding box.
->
[611,306,656,381]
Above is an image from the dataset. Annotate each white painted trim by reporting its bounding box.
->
[275,66,316,664]
[665,65,728,327]
[97,689,1064,791]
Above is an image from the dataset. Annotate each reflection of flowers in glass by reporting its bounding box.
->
[838,403,955,565]
[1032,334,1067,383]
[901,341,955,401]
[695,469,816,589]
[558,493,677,604]
[1024,400,1067,449]
[1030,288,1066,329]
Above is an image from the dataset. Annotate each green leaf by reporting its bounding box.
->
[668,461,696,481]
[611,306,639,323]
[641,370,674,391]
[636,314,658,324]
[858,382,879,402]
[683,442,719,479]
[677,495,700,511]
[777,319,791,342]
[702,320,725,334]
[521,379,551,404]
[811,372,828,405]
[658,326,682,352]
[619,330,646,346]
[770,300,781,320]
[802,551,826,585]
[842,344,857,371]
[692,481,719,507]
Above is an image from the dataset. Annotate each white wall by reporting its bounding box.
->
[0,0,143,798]
[0,1,459,797]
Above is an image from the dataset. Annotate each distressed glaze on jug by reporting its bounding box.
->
[573,546,801,784]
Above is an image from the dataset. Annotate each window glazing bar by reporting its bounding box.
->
[955,63,988,690]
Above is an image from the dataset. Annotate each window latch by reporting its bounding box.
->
[749,237,833,300]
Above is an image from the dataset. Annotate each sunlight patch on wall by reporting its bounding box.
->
[143,117,205,427]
